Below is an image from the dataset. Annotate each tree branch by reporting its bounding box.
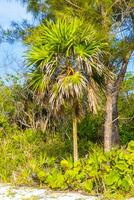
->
[115,51,132,89]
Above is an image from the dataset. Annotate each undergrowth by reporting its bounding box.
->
[0,128,134,200]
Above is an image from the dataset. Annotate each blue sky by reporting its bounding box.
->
[0,0,133,82]
[0,0,33,81]
[0,0,32,29]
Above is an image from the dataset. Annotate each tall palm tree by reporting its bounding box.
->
[26,18,109,162]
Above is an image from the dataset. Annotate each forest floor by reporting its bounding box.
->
[0,183,99,200]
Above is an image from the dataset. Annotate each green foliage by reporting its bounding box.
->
[26,17,109,162]
[78,113,104,144]
[0,126,134,199]
[101,191,125,200]
[127,141,134,152]
[46,170,67,190]
[118,73,134,144]
[60,160,72,171]
[82,180,93,193]
[0,1,134,199]
[37,142,134,197]
[26,18,108,117]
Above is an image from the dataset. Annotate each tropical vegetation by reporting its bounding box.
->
[0,0,134,199]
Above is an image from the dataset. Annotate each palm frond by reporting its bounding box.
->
[28,69,50,94]
[39,18,79,55]
[87,78,102,114]
[26,46,50,67]
[49,72,88,111]
[26,17,111,116]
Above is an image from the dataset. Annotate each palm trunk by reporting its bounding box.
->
[73,116,78,162]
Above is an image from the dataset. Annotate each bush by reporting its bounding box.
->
[0,127,134,199]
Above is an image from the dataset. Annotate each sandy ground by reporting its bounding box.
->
[0,184,134,200]
[0,184,99,200]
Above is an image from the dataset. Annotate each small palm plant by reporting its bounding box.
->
[26,18,108,162]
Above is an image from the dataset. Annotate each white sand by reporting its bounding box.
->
[0,184,99,200]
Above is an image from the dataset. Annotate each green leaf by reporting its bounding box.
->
[127,141,134,153]
[82,180,93,192]
[115,161,129,172]
[105,171,120,186]
[121,175,133,191]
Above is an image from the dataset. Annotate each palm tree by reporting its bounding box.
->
[26,18,109,162]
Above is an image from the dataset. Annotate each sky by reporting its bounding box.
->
[0,0,33,81]
[0,0,32,29]
[0,0,133,82]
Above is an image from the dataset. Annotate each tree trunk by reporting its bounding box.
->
[73,116,78,162]
[104,85,113,152]
[112,90,120,145]
[104,53,131,151]
[111,55,131,146]
[104,83,120,151]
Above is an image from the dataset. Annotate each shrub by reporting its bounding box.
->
[0,127,134,199]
